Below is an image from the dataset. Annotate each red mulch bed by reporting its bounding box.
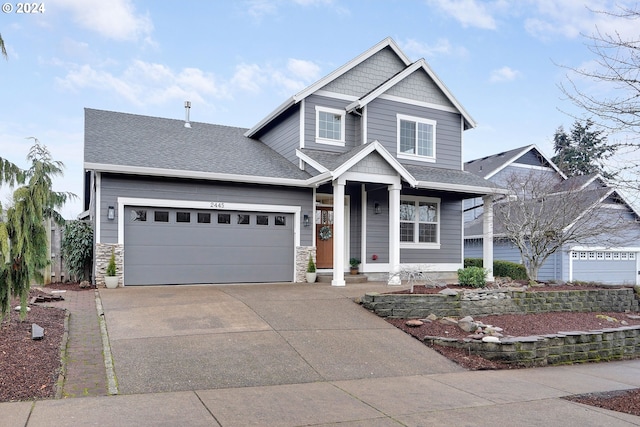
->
[0,282,91,402]
[384,282,640,417]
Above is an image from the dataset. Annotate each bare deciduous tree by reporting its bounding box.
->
[495,171,635,280]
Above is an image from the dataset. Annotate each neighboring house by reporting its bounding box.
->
[464,144,640,285]
[83,37,505,287]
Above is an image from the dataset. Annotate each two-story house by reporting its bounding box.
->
[464,144,640,285]
[83,37,505,287]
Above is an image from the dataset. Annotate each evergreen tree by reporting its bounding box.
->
[0,139,74,321]
[551,119,617,179]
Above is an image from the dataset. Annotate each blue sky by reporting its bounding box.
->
[1,0,637,218]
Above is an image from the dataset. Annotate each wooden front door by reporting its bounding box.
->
[316,207,333,268]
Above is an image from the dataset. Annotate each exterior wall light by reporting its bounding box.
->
[107,206,115,220]
[303,214,310,227]
[374,202,381,215]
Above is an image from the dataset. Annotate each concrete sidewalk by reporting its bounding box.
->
[3,282,640,426]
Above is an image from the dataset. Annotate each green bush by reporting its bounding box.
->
[106,249,117,276]
[464,258,528,280]
[494,260,527,280]
[61,220,93,281]
[457,266,487,288]
[307,254,316,273]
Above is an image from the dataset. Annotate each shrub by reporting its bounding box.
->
[61,220,93,281]
[457,266,487,288]
[106,249,116,276]
[307,254,316,273]
[493,260,527,280]
[464,258,528,280]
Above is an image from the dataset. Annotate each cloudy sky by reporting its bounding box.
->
[1,0,637,218]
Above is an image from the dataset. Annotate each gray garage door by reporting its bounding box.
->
[124,207,294,285]
[572,251,638,285]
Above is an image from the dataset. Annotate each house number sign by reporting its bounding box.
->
[210,202,225,208]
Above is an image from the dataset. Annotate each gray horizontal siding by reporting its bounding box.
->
[304,94,358,152]
[259,107,300,164]
[366,98,462,169]
[98,174,313,245]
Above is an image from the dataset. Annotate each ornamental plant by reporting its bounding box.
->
[457,266,487,288]
[106,249,117,276]
[307,254,316,273]
[61,220,93,281]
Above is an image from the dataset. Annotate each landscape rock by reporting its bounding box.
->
[405,319,424,327]
[482,336,500,343]
[79,280,91,288]
[426,313,438,321]
[439,317,458,326]
[439,288,459,296]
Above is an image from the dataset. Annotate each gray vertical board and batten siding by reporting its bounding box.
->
[98,174,313,245]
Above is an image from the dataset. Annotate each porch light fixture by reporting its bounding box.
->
[107,206,115,220]
[303,214,310,227]
[374,202,381,215]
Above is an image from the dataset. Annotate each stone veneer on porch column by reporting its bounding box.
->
[332,178,346,286]
[387,183,401,285]
[482,194,494,282]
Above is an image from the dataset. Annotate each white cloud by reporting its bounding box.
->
[56,61,228,106]
[490,66,521,83]
[287,59,321,80]
[55,0,153,42]
[400,38,468,58]
[524,0,640,41]
[428,0,498,29]
[231,63,268,93]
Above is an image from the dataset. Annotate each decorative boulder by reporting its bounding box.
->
[405,319,424,327]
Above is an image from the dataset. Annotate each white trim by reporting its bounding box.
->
[508,163,557,172]
[570,246,640,252]
[360,184,367,271]
[314,90,359,102]
[299,99,305,150]
[315,106,346,145]
[95,172,102,244]
[399,195,441,248]
[84,162,311,188]
[396,114,437,162]
[362,105,368,145]
[415,180,509,195]
[484,144,567,180]
[296,150,330,174]
[379,94,461,115]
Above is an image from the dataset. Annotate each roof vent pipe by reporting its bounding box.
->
[184,101,191,128]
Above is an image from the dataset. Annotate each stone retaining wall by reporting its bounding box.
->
[426,326,640,367]
[361,288,639,318]
[361,287,640,367]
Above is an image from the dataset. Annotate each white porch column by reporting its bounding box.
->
[388,183,402,285]
[332,178,346,287]
[482,195,494,282]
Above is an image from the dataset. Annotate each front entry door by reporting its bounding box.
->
[316,206,333,268]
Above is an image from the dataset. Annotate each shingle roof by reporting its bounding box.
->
[84,108,312,181]
[464,145,534,178]
[405,164,503,193]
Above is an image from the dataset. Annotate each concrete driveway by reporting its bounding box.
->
[98,282,463,394]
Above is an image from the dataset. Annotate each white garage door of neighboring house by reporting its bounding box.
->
[123,206,294,285]
[571,251,638,285]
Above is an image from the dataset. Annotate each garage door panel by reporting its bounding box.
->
[572,251,637,285]
[124,207,294,285]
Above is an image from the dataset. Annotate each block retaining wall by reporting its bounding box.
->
[361,288,639,318]
[361,288,640,367]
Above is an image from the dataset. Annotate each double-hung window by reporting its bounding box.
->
[399,196,440,248]
[316,106,345,146]
[397,114,436,161]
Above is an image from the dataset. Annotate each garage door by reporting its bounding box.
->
[124,207,294,285]
[572,251,638,285]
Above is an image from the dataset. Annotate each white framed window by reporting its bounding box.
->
[613,252,620,260]
[596,252,604,260]
[571,252,578,259]
[579,252,587,260]
[588,252,596,260]
[399,196,440,248]
[630,253,636,260]
[397,114,436,162]
[621,252,629,260]
[605,252,612,260]
[315,106,345,146]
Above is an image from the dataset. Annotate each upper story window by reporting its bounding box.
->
[316,106,345,146]
[397,114,436,162]
[400,196,440,248]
